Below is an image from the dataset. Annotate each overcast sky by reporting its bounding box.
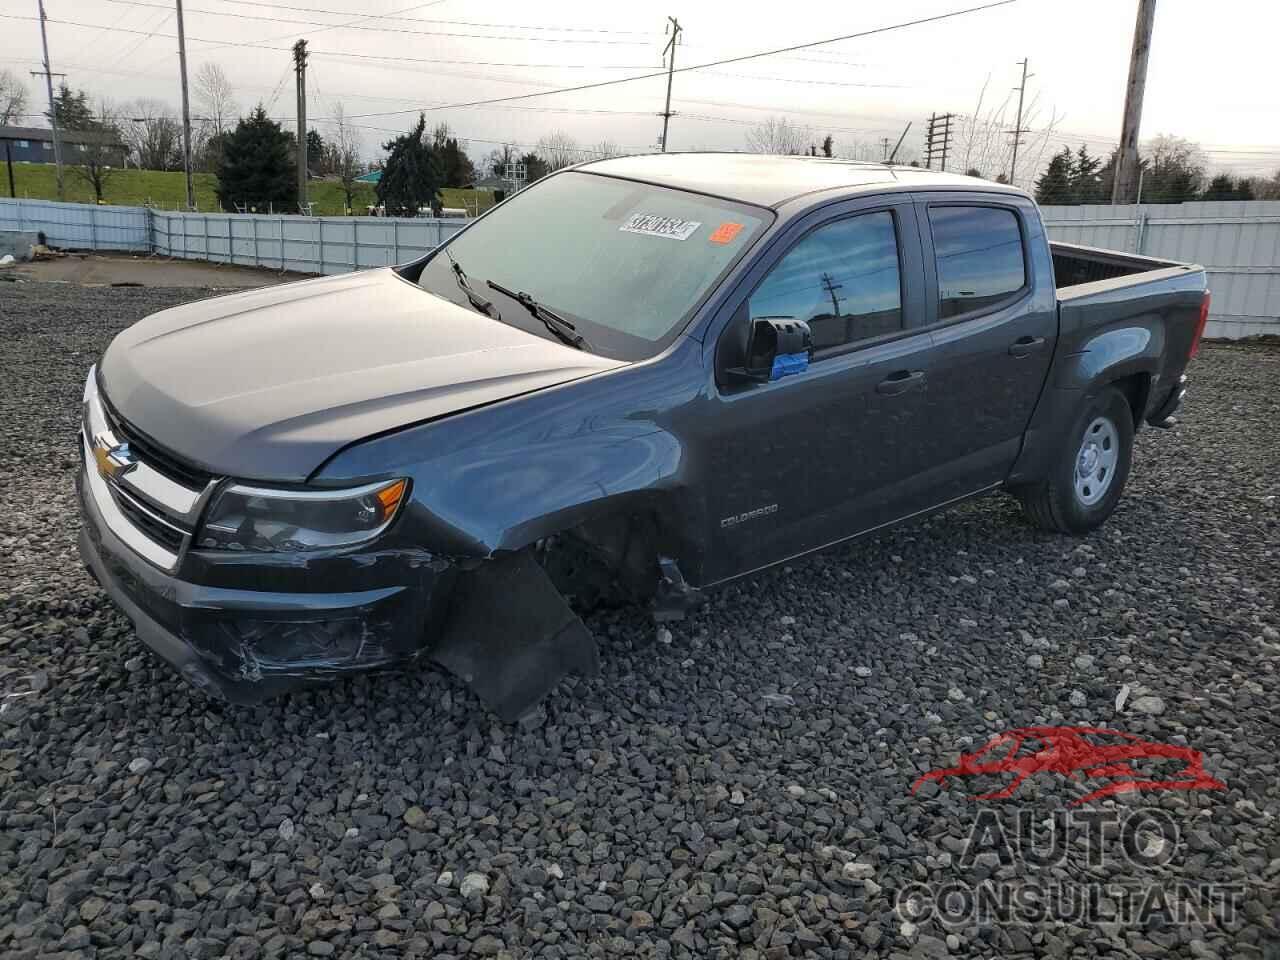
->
[3,0,1278,182]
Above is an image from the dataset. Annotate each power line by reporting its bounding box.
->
[91,4,170,68]
[698,69,909,89]
[309,51,656,70]
[263,61,293,114]
[342,1,1021,120]
[96,0,654,44]
[168,0,659,35]
[168,0,448,53]
[0,14,659,70]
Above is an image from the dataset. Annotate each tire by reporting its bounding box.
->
[1018,386,1134,535]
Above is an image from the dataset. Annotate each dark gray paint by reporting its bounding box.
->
[83,159,1208,703]
[99,268,624,483]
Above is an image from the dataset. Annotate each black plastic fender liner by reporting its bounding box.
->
[430,549,600,722]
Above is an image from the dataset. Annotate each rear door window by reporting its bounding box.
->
[748,211,903,353]
[928,206,1027,319]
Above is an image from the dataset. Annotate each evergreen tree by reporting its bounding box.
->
[821,135,834,158]
[439,137,476,188]
[215,105,297,211]
[521,152,550,183]
[1034,147,1074,204]
[1071,145,1103,203]
[1201,174,1237,201]
[1235,178,1255,201]
[376,114,443,217]
[306,128,324,172]
[49,83,95,130]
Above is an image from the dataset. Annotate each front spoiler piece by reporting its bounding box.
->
[430,550,600,722]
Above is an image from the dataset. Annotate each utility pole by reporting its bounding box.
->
[1007,58,1031,186]
[880,137,891,161]
[887,122,911,164]
[820,272,844,316]
[3,138,15,198]
[175,0,196,210]
[1111,0,1157,204]
[658,16,681,152]
[294,39,308,210]
[33,0,64,201]
[924,112,955,170]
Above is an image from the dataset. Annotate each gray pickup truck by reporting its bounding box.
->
[78,154,1209,719]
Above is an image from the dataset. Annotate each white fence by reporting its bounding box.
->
[151,210,467,275]
[0,198,466,275]
[0,197,151,251]
[4,196,1278,339]
[1040,200,1280,340]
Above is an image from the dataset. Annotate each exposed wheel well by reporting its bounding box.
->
[536,511,662,611]
[1108,372,1151,430]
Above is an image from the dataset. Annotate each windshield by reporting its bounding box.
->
[416,171,770,359]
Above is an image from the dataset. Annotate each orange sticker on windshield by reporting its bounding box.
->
[709,222,744,244]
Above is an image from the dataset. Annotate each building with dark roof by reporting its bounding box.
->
[0,125,128,167]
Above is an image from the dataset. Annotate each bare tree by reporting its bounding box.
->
[484,143,518,178]
[745,116,811,155]
[193,62,237,134]
[123,99,183,171]
[69,99,126,202]
[836,137,891,163]
[0,68,28,126]
[537,131,583,172]
[328,103,362,213]
[955,74,1062,187]
[1249,170,1280,200]
[590,140,622,160]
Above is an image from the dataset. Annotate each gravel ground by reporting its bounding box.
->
[1,282,1278,960]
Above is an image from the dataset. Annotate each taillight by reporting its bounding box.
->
[1188,291,1211,359]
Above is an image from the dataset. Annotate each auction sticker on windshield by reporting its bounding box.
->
[620,213,702,241]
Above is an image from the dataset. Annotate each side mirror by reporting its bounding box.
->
[727,316,813,383]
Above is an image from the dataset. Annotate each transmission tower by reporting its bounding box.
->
[924,112,955,171]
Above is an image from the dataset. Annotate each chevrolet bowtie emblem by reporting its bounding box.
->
[93,437,138,483]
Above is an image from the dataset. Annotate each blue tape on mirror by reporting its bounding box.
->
[769,352,809,381]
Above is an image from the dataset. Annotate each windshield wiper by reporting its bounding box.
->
[486,279,589,351]
[443,248,497,317]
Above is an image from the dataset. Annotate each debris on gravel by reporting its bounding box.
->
[1,282,1278,958]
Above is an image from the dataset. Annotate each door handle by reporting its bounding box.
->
[876,370,926,396]
[1009,336,1047,358]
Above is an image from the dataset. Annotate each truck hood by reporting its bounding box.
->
[99,268,626,482]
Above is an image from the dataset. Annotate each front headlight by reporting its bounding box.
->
[196,479,408,552]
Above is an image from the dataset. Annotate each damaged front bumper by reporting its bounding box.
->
[79,451,599,719]
[77,459,456,703]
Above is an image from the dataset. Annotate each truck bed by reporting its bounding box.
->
[1048,240,1208,430]
[1050,240,1195,292]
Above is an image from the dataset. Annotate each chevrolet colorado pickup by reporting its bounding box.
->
[78,154,1210,720]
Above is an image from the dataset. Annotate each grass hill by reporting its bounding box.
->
[4,163,495,217]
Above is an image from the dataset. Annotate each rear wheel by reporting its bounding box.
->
[1018,386,1134,534]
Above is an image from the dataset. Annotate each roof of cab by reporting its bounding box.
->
[575,152,1024,209]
